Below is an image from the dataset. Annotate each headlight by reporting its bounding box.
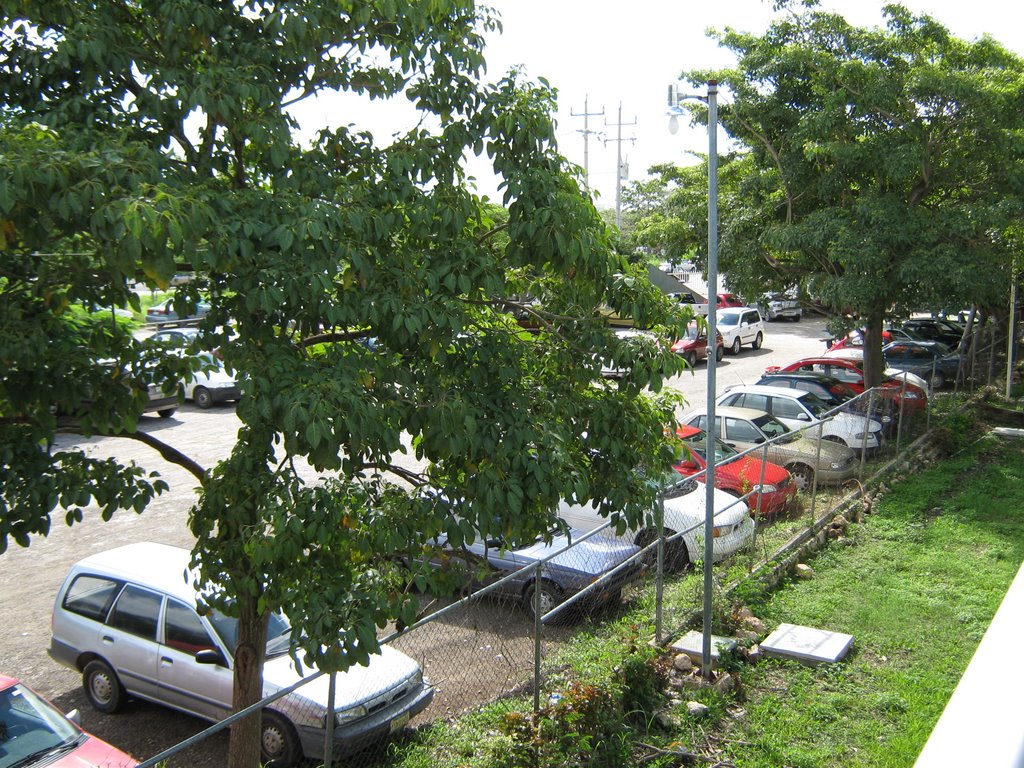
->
[334,704,369,726]
[829,461,843,470]
[751,484,777,493]
[854,433,867,440]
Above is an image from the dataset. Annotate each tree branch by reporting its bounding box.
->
[56,423,207,482]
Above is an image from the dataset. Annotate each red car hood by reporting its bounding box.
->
[675,454,790,487]
[53,735,137,767]
[720,455,790,486]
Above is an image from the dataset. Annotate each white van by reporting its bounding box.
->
[49,543,433,767]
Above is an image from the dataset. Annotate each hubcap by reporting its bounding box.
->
[262,724,283,756]
[91,673,111,703]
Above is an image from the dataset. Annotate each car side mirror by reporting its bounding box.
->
[65,709,82,726]
[797,413,811,422]
[752,437,765,444]
[195,649,228,666]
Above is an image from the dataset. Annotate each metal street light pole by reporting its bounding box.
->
[669,80,719,680]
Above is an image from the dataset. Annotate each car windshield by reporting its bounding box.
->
[0,684,81,768]
[682,324,699,340]
[752,414,795,441]
[797,392,831,417]
[682,431,739,464]
[718,314,739,327]
[207,608,293,658]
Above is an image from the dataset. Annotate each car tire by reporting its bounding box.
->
[792,312,802,322]
[157,408,176,419]
[635,528,691,572]
[730,337,742,355]
[752,332,763,350]
[83,659,124,714]
[931,371,946,389]
[788,463,815,492]
[193,387,213,409]
[524,580,563,621]
[261,710,302,768]
[715,344,724,362]
[685,351,697,368]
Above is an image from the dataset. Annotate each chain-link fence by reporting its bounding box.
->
[135,384,936,768]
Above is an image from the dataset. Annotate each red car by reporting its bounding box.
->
[671,322,725,367]
[673,424,798,517]
[0,674,137,767]
[716,293,744,308]
[765,356,928,412]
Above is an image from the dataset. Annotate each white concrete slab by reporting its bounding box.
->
[670,630,737,667]
[760,623,854,665]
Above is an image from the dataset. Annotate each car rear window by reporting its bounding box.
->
[63,575,123,622]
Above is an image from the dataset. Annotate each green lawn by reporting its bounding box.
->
[713,434,1024,767]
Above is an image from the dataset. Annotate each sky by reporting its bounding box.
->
[292,0,1024,210]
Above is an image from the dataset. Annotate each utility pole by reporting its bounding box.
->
[570,96,604,194]
[603,102,636,229]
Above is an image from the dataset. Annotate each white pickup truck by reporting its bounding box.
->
[669,290,709,316]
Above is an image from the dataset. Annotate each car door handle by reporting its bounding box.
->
[160,657,174,666]
[101,635,114,644]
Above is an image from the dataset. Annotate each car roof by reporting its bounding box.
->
[761,370,839,385]
[676,423,703,439]
[70,542,198,603]
[725,384,811,400]
[0,675,15,690]
[704,405,782,421]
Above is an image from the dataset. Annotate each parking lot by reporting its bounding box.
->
[0,315,831,765]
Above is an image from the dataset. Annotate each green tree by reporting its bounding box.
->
[674,4,1024,383]
[0,2,687,766]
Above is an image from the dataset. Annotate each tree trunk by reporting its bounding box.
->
[862,304,886,389]
[228,592,270,768]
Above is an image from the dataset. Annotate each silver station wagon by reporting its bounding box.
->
[48,542,433,767]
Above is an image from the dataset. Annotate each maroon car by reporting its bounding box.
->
[671,322,725,367]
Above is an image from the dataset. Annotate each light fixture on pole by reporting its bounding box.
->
[667,79,720,681]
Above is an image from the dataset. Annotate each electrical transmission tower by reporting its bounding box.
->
[570,96,604,194]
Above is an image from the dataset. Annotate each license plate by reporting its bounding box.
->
[389,712,410,733]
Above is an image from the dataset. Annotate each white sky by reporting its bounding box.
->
[291,1,1024,210]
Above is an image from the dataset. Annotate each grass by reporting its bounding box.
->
[373,405,1024,768]
[708,433,1024,767]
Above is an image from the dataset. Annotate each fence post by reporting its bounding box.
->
[323,670,336,767]
[896,375,907,456]
[533,560,543,716]
[655,495,665,645]
[810,421,822,520]
[860,389,875,478]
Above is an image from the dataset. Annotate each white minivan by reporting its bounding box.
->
[49,542,433,767]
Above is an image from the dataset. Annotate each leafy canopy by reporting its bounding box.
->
[1,0,690,698]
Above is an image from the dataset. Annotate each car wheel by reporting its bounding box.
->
[752,332,763,350]
[730,337,742,355]
[157,408,176,419]
[524,580,562,620]
[685,351,697,368]
[715,344,724,362]
[822,435,847,446]
[792,311,802,322]
[261,710,302,768]
[635,528,691,572]
[931,371,946,389]
[83,659,124,714]
[788,463,815,492]
[193,386,213,409]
